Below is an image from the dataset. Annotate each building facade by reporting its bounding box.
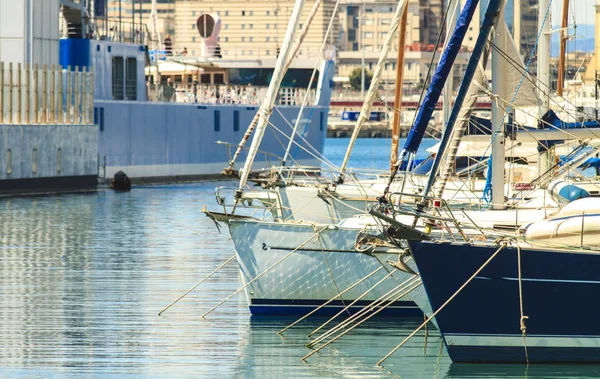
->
[172,0,340,59]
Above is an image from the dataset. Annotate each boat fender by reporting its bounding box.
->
[558,185,589,203]
[110,171,132,192]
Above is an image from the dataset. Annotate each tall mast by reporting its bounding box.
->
[420,0,506,200]
[557,0,570,96]
[491,7,507,210]
[235,0,306,196]
[537,0,552,187]
[538,0,550,109]
[337,0,410,182]
[390,7,408,173]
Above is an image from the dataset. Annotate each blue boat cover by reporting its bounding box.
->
[402,0,479,154]
[423,0,504,199]
[541,110,600,130]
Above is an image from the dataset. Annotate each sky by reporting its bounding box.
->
[550,0,595,26]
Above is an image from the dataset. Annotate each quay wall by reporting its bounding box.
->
[0,123,98,195]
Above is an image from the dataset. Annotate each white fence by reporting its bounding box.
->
[0,62,94,125]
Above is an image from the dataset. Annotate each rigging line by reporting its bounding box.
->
[409,0,457,129]
[478,0,554,164]
[493,94,600,141]
[314,226,352,317]
[487,41,597,122]
[267,120,340,172]
[273,107,339,170]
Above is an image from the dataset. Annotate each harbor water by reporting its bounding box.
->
[2,138,600,377]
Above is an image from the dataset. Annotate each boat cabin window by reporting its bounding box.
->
[228,68,319,88]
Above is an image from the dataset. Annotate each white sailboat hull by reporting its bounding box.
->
[228,220,421,316]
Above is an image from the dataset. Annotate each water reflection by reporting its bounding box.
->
[1,183,600,377]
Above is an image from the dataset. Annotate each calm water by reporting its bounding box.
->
[1,139,600,378]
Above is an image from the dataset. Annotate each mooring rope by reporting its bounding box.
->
[377,241,508,366]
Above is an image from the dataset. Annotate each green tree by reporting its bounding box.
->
[349,68,373,92]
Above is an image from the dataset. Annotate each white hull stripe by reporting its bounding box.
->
[445,334,600,348]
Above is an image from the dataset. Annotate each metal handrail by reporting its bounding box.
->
[215,186,285,220]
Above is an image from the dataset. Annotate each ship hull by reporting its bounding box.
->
[410,240,600,363]
[95,101,328,183]
[228,220,422,317]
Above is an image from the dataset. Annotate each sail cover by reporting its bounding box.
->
[402,0,479,155]
[502,22,540,107]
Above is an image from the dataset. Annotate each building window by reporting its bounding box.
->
[365,7,373,12]
[241,10,245,16]
[266,10,270,16]
[57,148,62,173]
[380,19,391,25]
[32,149,38,174]
[249,37,253,42]
[348,29,356,42]
[192,37,196,42]
[249,10,253,16]
[249,24,253,29]
[225,11,228,16]
[266,24,270,29]
[266,50,270,55]
[225,37,229,42]
[242,24,245,29]
[6,149,11,175]
[352,42,359,51]
[225,24,228,29]
[274,24,277,29]
[192,11,196,16]
[299,23,303,29]
[249,50,253,55]
[111,57,124,100]
[242,37,245,42]
[363,32,373,39]
[126,57,137,101]
[364,19,373,25]
[192,24,196,29]
[266,36,270,42]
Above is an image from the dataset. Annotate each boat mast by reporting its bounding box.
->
[557,0,570,96]
[491,7,508,210]
[537,0,553,187]
[538,0,550,109]
[235,0,306,196]
[390,7,408,173]
[224,0,324,175]
[420,0,506,201]
[336,0,410,183]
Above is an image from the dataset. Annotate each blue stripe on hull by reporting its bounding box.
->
[249,299,423,317]
[448,346,600,364]
[409,240,600,363]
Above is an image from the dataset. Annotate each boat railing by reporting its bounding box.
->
[146,83,316,106]
[374,192,473,242]
[215,186,285,221]
[60,14,152,46]
[216,141,282,170]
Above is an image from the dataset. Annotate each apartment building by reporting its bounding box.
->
[172,0,340,59]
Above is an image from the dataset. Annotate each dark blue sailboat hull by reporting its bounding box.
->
[409,240,600,363]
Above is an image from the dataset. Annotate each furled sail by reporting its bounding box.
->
[401,0,479,157]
